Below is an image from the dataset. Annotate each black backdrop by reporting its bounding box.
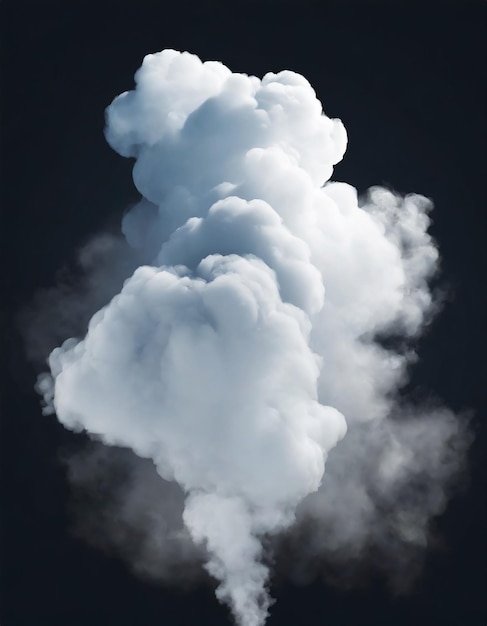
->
[2,2,486,625]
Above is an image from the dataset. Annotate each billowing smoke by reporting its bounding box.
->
[34,50,469,626]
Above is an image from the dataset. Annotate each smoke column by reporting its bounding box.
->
[36,50,468,625]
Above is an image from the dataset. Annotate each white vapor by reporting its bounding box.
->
[35,50,468,626]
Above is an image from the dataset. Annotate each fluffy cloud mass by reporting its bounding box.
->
[36,50,467,626]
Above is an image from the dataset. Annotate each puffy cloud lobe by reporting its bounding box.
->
[48,255,345,507]
[105,50,232,157]
[156,196,325,314]
[106,50,346,215]
[38,49,467,625]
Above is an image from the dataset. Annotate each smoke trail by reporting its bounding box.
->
[35,50,468,625]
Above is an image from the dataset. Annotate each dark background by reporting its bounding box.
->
[1,2,485,625]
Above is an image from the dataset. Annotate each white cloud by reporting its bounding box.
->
[36,50,468,625]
